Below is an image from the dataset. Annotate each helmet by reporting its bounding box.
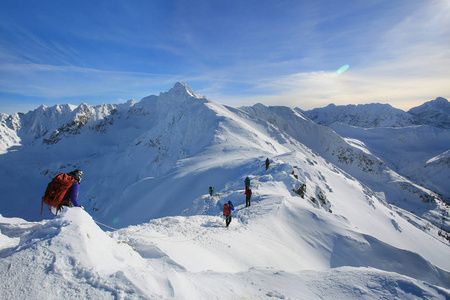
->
[69,169,84,183]
[228,201,232,205]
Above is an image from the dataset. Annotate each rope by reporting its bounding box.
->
[94,220,122,231]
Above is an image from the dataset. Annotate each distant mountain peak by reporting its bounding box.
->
[408,97,450,129]
[136,82,207,115]
[420,97,449,110]
[434,97,449,106]
[409,97,449,111]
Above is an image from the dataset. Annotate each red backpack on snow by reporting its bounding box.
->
[41,173,75,215]
[223,203,230,215]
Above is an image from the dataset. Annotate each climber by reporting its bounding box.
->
[223,200,235,227]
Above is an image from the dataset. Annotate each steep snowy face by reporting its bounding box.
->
[301,103,422,128]
[408,97,450,129]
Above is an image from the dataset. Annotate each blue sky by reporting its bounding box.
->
[0,0,449,115]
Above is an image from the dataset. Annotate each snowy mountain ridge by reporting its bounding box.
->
[1,83,449,299]
[301,97,450,129]
[300,103,421,128]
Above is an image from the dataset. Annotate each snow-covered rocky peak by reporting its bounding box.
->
[162,82,203,101]
[408,97,450,129]
[135,82,206,115]
[173,82,202,98]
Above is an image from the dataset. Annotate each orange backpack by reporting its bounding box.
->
[41,173,75,215]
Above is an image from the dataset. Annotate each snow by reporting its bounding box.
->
[1,173,450,299]
[328,123,450,199]
[240,104,448,225]
[1,83,450,299]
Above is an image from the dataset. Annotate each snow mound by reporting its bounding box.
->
[0,209,172,299]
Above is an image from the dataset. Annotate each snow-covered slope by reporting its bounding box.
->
[329,123,450,200]
[1,83,449,299]
[2,151,450,299]
[240,104,447,229]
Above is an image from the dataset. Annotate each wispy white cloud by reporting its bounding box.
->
[0,17,75,65]
[0,63,178,99]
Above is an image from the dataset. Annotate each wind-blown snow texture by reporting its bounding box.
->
[1,83,449,299]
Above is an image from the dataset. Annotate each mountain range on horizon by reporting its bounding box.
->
[300,96,450,129]
[2,83,449,130]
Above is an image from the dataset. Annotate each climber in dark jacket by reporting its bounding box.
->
[245,188,252,207]
[265,158,270,170]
